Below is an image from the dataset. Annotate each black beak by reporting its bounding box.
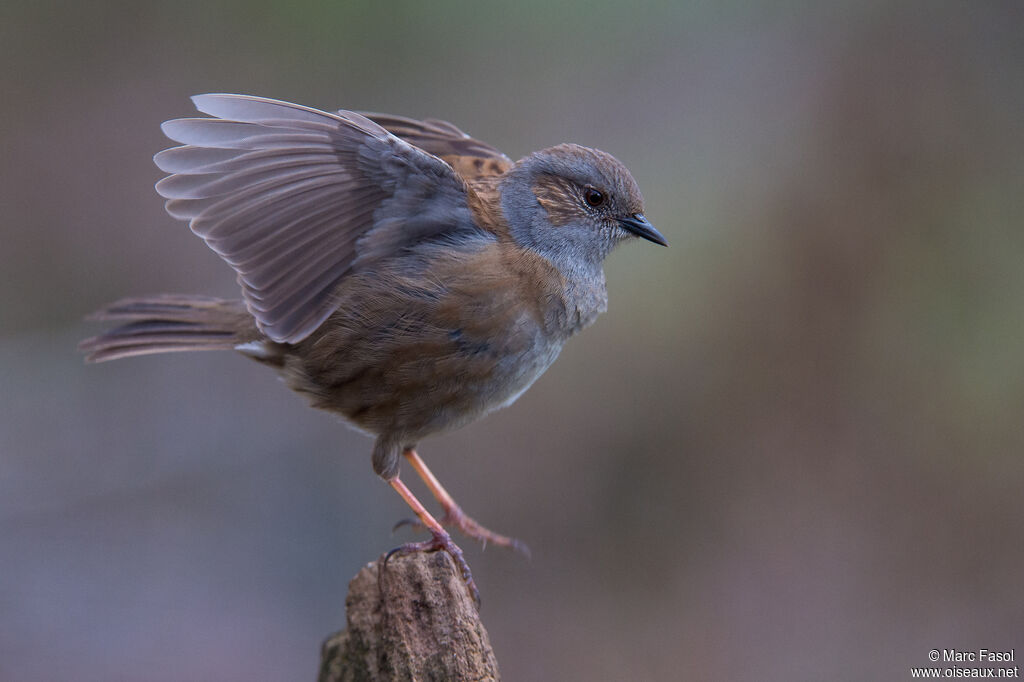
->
[618,213,668,246]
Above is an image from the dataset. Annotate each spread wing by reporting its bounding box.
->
[154,94,478,344]
[356,111,512,180]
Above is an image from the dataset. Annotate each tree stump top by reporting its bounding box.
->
[320,551,500,682]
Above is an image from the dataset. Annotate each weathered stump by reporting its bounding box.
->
[319,551,500,681]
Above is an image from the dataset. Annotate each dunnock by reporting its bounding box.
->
[81,94,667,602]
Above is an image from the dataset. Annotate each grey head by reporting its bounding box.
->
[499,143,667,277]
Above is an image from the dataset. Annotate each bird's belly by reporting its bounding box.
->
[470,337,562,414]
[287,322,565,442]
[395,335,563,438]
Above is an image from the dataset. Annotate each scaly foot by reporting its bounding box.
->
[441,504,531,557]
[393,507,530,557]
[384,527,480,607]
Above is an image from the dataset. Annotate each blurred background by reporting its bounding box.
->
[3,1,1023,680]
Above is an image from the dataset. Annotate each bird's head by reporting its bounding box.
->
[500,143,666,274]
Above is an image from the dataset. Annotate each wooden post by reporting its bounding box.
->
[319,551,501,681]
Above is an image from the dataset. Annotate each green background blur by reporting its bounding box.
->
[3,2,1022,680]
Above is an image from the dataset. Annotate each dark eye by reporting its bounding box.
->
[583,187,606,208]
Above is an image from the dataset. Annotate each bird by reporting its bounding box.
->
[80,94,667,604]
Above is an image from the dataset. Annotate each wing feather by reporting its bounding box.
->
[357,111,512,179]
[155,94,479,343]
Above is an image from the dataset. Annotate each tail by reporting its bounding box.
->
[79,295,261,363]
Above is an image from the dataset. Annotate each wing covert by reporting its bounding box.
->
[356,111,512,179]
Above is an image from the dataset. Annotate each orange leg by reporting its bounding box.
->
[385,476,479,605]
[403,448,530,557]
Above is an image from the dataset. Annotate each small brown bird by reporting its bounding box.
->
[81,94,666,603]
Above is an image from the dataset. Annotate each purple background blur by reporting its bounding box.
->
[3,2,1023,680]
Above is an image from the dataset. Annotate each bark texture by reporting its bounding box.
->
[319,552,500,682]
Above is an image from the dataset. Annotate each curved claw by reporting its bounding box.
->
[383,529,480,608]
[391,517,425,534]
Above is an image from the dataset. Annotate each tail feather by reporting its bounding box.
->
[80,295,258,363]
